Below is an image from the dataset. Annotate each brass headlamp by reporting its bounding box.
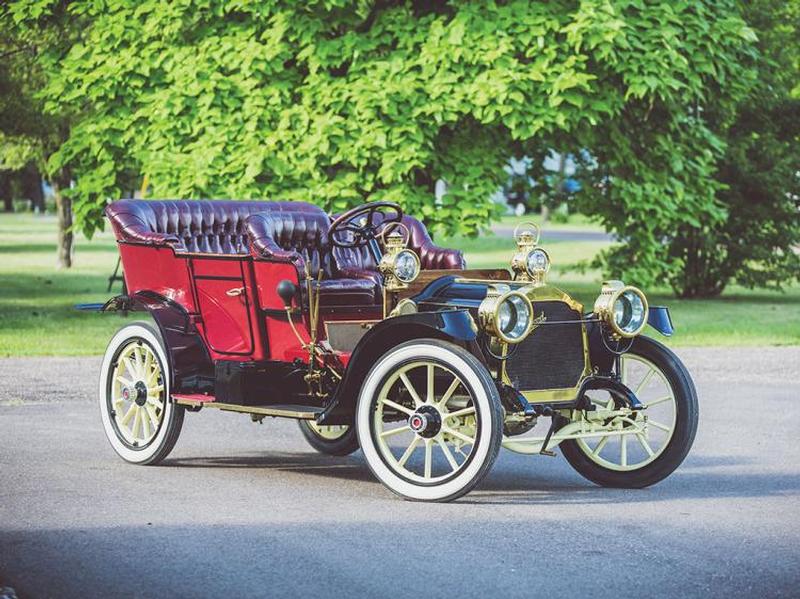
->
[378,225,420,291]
[593,280,649,338]
[510,222,550,285]
[478,285,535,344]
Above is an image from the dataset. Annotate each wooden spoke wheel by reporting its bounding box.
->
[356,340,503,502]
[99,321,184,465]
[561,336,698,488]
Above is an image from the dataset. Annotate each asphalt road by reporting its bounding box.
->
[1,347,798,599]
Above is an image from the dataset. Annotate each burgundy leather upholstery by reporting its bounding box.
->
[332,215,466,280]
[106,199,380,306]
[106,199,465,307]
[246,209,378,306]
[106,199,276,255]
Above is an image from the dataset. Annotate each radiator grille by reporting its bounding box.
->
[505,301,586,391]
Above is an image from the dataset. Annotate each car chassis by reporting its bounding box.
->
[99,199,698,501]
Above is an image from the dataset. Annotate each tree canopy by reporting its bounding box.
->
[5,0,781,293]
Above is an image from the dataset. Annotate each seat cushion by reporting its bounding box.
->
[315,278,380,307]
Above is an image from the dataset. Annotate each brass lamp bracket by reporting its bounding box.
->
[510,222,549,285]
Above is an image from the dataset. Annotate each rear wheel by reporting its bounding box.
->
[561,336,698,488]
[298,421,359,456]
[356,340,503,502]
[99,321,184,465]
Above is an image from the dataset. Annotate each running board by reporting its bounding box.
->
[174,397,322,420]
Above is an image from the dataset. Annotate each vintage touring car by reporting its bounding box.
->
[99,199,698,501]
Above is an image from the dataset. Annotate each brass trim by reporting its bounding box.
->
[524,284,584,313]
[500,294,592,403]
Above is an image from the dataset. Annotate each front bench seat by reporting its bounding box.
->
[332,214,466,282]
[245,209,380,307]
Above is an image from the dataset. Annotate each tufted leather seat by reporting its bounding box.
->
[332,215,466,282]
[106,199,382,306]
[106,199,464,307]
[106,199,279,255]
[245,209,379,306]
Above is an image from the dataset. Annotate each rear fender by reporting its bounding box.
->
[318,310,482,425]
[103,292,214,393]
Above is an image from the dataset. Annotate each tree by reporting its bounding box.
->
[665,0,800,297]
[6,1,756,288]
[1,1,78,267]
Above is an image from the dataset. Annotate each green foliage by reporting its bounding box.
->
[666,0,800,297]
[3,0,756,247]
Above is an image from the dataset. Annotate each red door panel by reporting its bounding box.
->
[192,259,254,356]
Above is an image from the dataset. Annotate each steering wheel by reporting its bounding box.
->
[329,201,403,249]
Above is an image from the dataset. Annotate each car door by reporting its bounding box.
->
[191,257,254,356]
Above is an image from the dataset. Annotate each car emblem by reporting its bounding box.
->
[409,414,427,432]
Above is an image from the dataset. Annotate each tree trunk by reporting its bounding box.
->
[21,163,45,213]
[0,172,12,212]
[52,177,73,269]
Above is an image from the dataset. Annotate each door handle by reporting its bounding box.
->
[226,287,245,297]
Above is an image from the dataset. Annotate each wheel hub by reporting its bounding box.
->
[130,381,148,406]
[408,405,441,438]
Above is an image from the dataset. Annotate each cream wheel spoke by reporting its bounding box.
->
[592,435,610,457]
[646,395,673,408]
[143,350,153,381]
[397,436,421,467]
[648,419,671,433]
[381,398,415,417]
[436,377,461,411]
[140,407,151,440]
[437,438,459,472]
[398,373,423,408]
[426,364,435,404]
[443,426,474,446]
[445,406,475,420]
[133,346,146,378]
[120,403,136,427]
[635,368,655,395]
[147,384,164,397]
[115,374,135,388]
[423,439,433,478]
[121,356,138,380]
[145,404,160,430]
[147,396,164,409]
[380,425,411,438]
[636,432,655,457]
[131,407,142,441]
[620,433,628,467]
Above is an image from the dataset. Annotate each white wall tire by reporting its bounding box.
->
[99,321,184,465]
[356,339,502,502]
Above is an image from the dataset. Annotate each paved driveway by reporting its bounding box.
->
[1,348,798,598]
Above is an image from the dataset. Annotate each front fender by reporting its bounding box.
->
[318,310,481,425]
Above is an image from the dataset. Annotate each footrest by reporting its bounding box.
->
[173,397,322,420]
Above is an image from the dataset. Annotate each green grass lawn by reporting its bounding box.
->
[0,212,798,356]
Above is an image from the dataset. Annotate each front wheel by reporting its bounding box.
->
[298,421,359,456]
[356,339,503,502]
[561,336,698,488]
[99,321,184,465]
